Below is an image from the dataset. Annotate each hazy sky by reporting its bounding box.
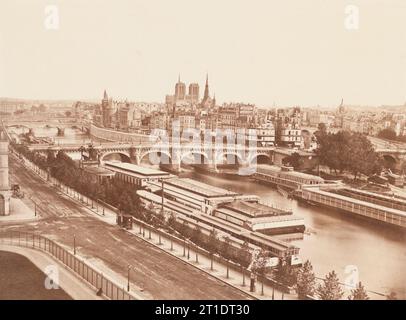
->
[0,0,405,107]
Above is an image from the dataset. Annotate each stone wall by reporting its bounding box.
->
[90,124,152,144]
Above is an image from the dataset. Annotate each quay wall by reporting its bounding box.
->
[90,124,153,144]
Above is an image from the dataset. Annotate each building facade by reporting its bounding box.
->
[0,130,11,216]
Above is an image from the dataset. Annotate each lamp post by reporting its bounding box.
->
[73,234,76,255]
[127,265,132,292]
[161,178,164,212]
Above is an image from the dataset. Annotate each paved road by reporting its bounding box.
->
[368,136,406,150]
[5,157,251,300]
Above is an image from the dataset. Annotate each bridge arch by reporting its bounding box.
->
[180,150,211,165]
[382,154,398,170]
[216,152,245,166]
[100,151,131,163]
[248,153,272,165]
[139,150,172,165]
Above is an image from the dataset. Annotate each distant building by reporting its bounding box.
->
[237,104,256,121]
[256,122,276,147]
[279,125,302,147]
[165,94,175,106]
[335,98,347,128]
[218,106,237,129]
[101,90,119,128]
[275,108,302,147]
[150,112,169,131]
[118,103,142,131]
[177,113,196,132]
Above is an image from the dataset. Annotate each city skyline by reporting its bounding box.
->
[1,0,406,107]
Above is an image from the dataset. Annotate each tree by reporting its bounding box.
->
[249,249,268,277]
[167,213,177,229]
[297,260,316,298]
[347,133,382,179]
[46,150,56,166]
[317,271,344,300]
[275,257,297,287]
[239,241,251,267]
[316,131,352,175]
[206,228,219,254]
[316,131,382,179]
[348,282,369,300]
[220,236,231,258]
[190,225,203,245]
[179,221,191,239]
[282,152,304,170]
[386,291,397,300]
[317,123,327,133]
[378,128,397,141]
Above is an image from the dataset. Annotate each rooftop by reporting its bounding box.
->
[83,166,114,176]
[103,161,170,177]
[315,188,406,217]
[221,200,291,218]
[164,177,239,198]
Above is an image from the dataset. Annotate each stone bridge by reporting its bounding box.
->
[5,120,80,138]
[28,142,277,171]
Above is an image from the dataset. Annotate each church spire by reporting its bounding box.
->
[103,89,108,100]
[203,73,209,101]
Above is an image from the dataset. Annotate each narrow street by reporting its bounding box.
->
[4,157,251,300]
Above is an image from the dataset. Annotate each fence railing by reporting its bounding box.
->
[0,231,138,300]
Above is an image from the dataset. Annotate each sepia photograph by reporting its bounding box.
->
[0,0,405,309]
